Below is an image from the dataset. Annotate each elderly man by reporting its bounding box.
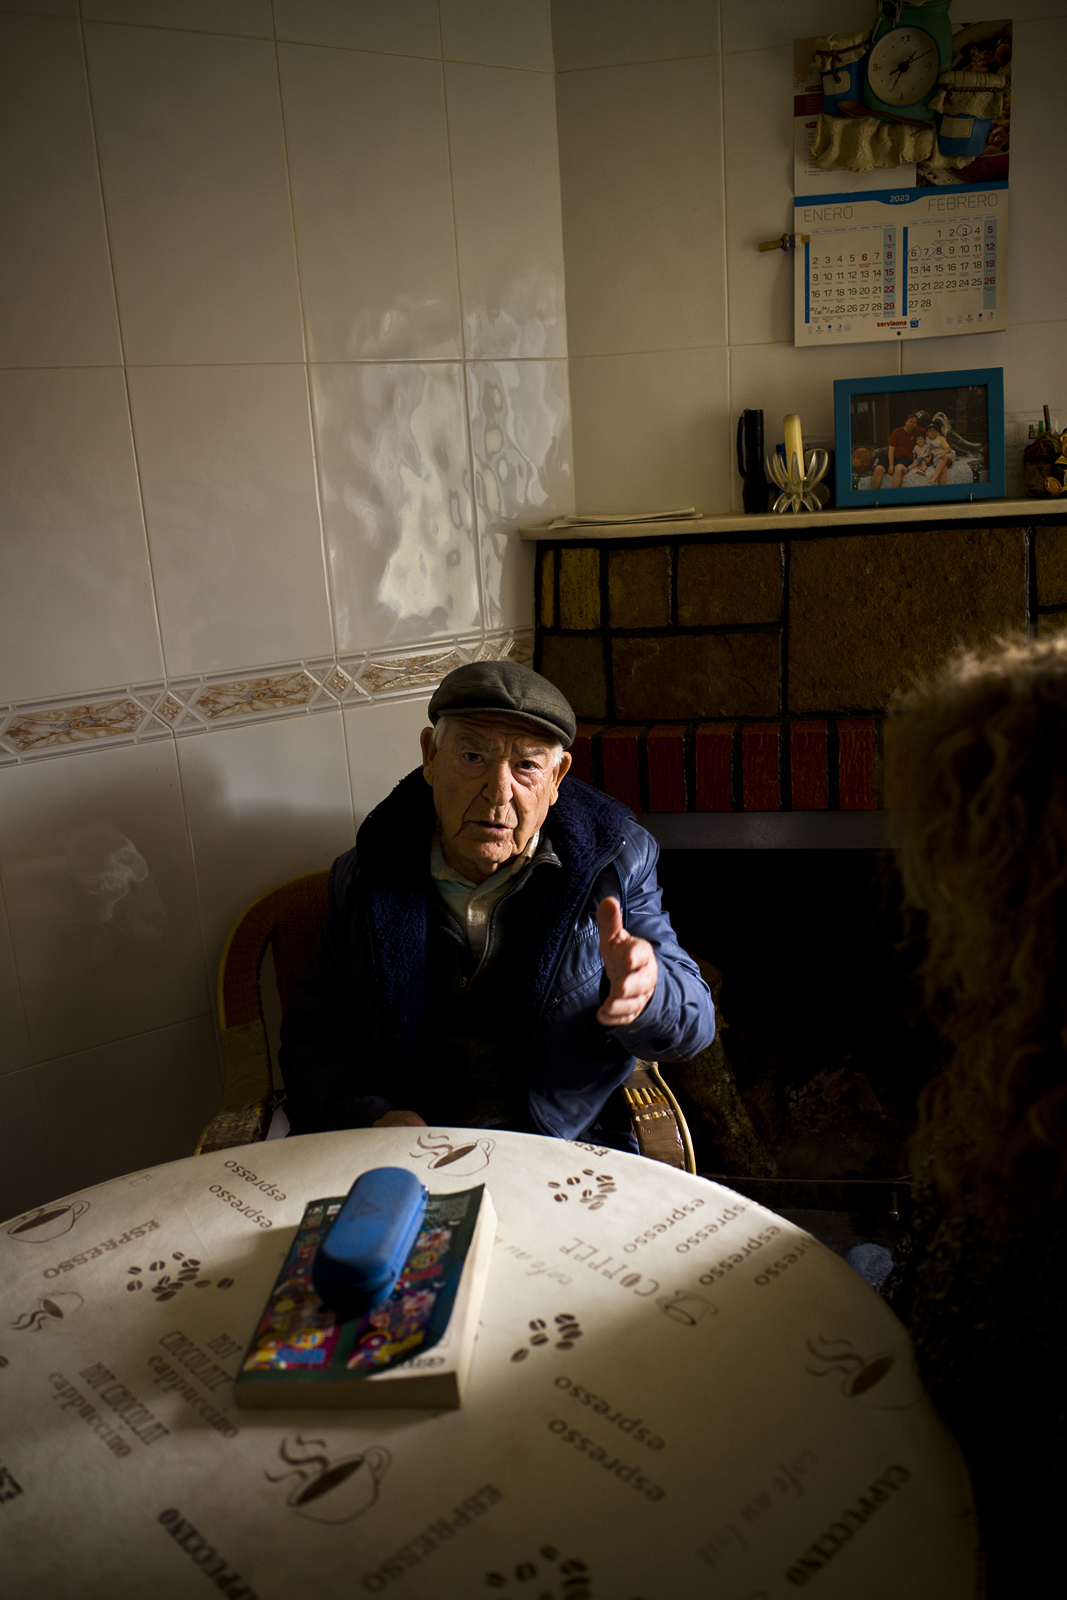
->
[279,662,714,1147]
[870,412,920,491]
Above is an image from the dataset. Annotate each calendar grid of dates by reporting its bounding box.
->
[906,219,998,320]
[800,211,1001,341]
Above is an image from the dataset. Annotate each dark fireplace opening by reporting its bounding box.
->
[656,849,944,1189]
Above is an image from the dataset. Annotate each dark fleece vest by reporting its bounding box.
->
[358,770,629,1094]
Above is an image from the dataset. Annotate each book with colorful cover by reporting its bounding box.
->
[234,1185,494,1409]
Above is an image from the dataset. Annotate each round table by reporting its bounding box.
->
[1,1129,976,1598]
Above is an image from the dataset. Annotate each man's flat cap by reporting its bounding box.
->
[428,661,576,748]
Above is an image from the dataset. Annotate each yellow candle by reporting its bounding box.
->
[783,414,803,475]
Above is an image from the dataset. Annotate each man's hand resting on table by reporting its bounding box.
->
[373,1109,428,1127]
[596,895,658,1028]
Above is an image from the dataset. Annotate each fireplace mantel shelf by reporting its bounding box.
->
[638,812,904,850]
[520,496,1063,542]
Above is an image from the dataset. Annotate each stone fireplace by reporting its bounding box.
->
[533,514,1067,814]
[528,509,1067,1202]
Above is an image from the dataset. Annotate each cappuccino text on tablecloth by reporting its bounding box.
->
[0,1129,976,1598]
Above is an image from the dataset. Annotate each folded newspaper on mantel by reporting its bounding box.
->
[537,507,701,529]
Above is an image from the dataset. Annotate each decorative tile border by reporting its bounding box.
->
[0,630,534,766]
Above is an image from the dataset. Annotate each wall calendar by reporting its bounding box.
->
[792,14,1011,348]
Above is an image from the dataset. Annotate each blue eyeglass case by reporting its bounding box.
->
[312,1166,429,1315]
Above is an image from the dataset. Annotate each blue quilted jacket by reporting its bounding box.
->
[280,768,715,1140]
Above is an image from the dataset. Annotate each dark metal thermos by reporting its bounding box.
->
[736,409,767,513]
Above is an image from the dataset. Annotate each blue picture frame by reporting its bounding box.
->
[833,367,1005,508]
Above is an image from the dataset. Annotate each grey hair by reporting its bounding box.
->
[431,713,564,768]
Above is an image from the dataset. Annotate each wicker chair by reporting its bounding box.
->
[194,869,696,1172]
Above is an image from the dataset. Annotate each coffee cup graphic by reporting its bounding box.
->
[267,1437,391,1525]
[8,1201,89,1244]
[410,1133,494,1175]
[806,1334,923,1410]
[12,1291,84,1332]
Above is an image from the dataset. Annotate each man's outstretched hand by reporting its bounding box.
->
[373,1110,428,1128]
[596,896,658,1028]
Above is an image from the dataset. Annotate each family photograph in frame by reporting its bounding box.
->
[834,368,1005,508]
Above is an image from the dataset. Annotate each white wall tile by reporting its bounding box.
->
[0,15,121,367]
[730,339,901,506]
[127,364,333,677]
[723,44,796,347]
[279,43,461,361]
[721,0,868,55]
[445,62,567,358]
[0,888,32,1076]
[273,0,441,56]
[311,362,479,653]
[902,320,1067,422]
[441,0,554,71]
[177,710,355,976]
[84,23,302,365]
[344,696,431,826]
[82,1,272,33]
[0,1068,50,1223]
[0,0,76,13]
[569,346,732,514]
[0,742,210,1063]
[0,368,162,704]
[1005,19,1067,329]
[468,359,572,628]
[557,57,726,356]
[35,1016,221,1200]
[551,0,719,70]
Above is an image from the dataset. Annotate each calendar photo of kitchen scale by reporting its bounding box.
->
[792,16,1011,348]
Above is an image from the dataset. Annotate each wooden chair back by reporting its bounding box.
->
[196,872,329,1153]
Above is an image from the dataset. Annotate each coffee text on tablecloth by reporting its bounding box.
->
[159,1330,236,1394]
[698,1225,781,1287]
[360,1484,503,1591]
[557,1238,659,1297]
[697,1451,821,1573]
[47,1372,133,1457]
[42,1219,160,1278]
[547,1420,666,1501]
[495,1235,573,1284]
[207,1185,273,1228]
[157,1507,261,1599]
[673,1201,748,1255]
[624,1195,708,1253]
[754,1234,819,1287]
[147,1356,239,1439]
[784,1464,911,1587]
[79,1362,170,1444]
[222,1160,286,1202]
[553,1376,665,1449]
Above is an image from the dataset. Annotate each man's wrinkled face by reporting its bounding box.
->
[420,715,572,884]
